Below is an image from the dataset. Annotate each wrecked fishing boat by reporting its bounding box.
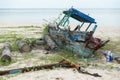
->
[47,8,109,57]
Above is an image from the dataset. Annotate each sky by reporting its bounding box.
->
[0,0,120,8]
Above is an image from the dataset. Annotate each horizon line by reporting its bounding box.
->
[0,8,120,9]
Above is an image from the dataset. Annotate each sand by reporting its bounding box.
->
[0,22,120,80]
[6,68,120,80]
[0,22,44,27]
[0,22,120,38]
[94,26,120,41]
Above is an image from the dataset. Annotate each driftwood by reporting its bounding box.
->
[0,60,69,75]
[61,57,102,77]
[0,57,101,77]
[17,41,31,53]
[44,35,58,51]
[1,42,11,62]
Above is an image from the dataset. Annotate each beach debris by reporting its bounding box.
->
[114,57,120,63]
[94,39,110,50]
[48,8,109,57]
[31,38,46,48]
[0,58,69,75]
[0,57,101,77]
[86,58,96,61]
[56,77,64,80]
[32,40,45,46]
[0,42,12,62]
[103,50,120,63]
[44,35,58,51]
[117,66,120,71]
[61,57,102,77]
[105,50,113,62]
[17,40,31,53]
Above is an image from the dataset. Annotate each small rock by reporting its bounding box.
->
[73,68,77,73]
[56,77,64,80]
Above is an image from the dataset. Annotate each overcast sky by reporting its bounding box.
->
[0,0,120,8]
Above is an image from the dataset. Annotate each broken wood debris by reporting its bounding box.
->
[44,35,58,51]
[17,40,31,53]
[0,57,101,77]
[0,42,12,62]
[0,60,68,75]
[61,57,102,77]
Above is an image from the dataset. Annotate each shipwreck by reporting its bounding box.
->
[47,8,109,57]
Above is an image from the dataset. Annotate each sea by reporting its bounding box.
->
[0,8,120,26]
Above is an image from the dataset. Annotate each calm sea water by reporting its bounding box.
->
[0,8,120,26]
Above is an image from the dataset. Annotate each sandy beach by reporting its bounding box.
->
[0,22,120,80]
[94,26,120,43]
[0,0,120,79]
[0,22,120,39]
[0,22,44,27]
